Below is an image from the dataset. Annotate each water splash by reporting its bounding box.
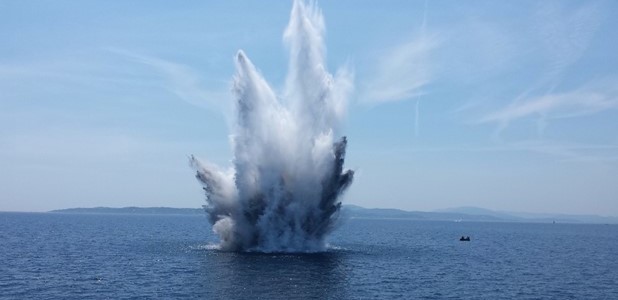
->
[191,0,354,252]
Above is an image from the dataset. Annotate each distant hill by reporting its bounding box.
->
[341,205,506,222]
[437,206,618,224]
[50,207,204,215]
[49,205,618,224]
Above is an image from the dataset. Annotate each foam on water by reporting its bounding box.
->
[192,244,223,251]
[191,0,354,252]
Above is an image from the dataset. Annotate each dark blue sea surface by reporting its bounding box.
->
[1,212,617,299]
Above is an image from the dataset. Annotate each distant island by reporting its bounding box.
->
[50,207,204,215]
[49,205,618,224]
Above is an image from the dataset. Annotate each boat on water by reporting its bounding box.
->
[460,236,471,241]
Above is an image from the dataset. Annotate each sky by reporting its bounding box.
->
[1,0,617,215]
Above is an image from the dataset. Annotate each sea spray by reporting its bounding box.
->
[191,0,353,252]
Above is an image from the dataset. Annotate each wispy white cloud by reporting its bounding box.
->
[479,79,618,125]
[477,1,605,136]
[448,1,607,140]
[359,2,437,137]
[360,1,437,105]
[414,97,420,137]
[108,48,231,117]
[360,33,437,104]
[535,1,602,85]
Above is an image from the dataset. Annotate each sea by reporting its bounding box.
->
[1,212,617,299]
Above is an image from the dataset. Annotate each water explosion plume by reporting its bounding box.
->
[191,0,354,252]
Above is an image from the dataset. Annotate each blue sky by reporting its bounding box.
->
[2,0,617,215]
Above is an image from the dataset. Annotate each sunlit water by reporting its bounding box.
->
[1,212,617,299]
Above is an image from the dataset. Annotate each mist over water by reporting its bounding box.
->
[191,0,354,252]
